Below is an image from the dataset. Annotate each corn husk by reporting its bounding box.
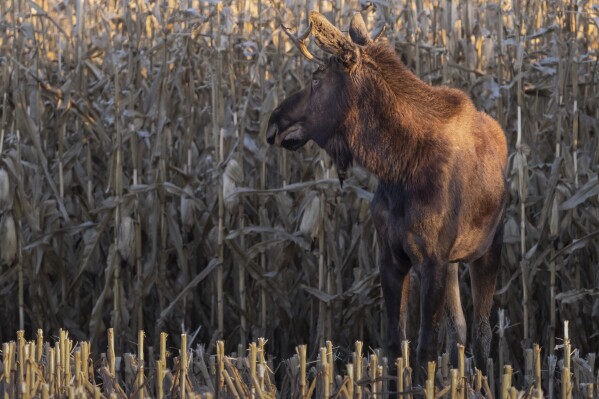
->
[0,168,11,211]
[0,213,17,266]
[300,195,320,239]
[117,216,135,266]
[223,159,243,212]
[180,184,195,233]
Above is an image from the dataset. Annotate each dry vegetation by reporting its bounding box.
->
[0,324,592,398]
[0,0,598,396]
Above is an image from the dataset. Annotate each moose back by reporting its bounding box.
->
[266,11,508,371]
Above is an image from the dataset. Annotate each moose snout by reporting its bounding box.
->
[266,123,278,146]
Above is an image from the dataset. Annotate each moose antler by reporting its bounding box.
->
[308,11,359,66]
[281,23,326,66]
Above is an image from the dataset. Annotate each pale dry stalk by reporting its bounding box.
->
[182,334,189,399]
[502,365,513,399]
[321,347,329,398]
[354,341,363,399]
[297,345,307,399]
[425,361,436,399]
[137,331,145,399]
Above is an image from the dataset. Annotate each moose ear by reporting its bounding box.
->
[371,24,386,42]
[349,12,372,45]
[309,11,357,65]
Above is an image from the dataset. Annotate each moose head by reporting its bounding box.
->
[266,12,384,183]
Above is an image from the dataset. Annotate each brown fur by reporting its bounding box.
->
[345,43,506,186]
[266,12,507,377]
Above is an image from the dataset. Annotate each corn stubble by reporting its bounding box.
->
[0,323,593,398]
[0,0,598,397]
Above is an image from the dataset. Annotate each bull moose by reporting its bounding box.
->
[266,11,508,372]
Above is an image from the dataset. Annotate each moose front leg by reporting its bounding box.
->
[416,261,448,370]
[379,236,411,364]
[379,242,410,362]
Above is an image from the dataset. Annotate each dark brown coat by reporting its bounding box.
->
[267,11,507,372]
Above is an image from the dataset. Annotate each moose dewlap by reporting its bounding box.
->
[267,11,508,372]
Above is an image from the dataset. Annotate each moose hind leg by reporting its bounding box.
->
[469,228,502,370]
[444,262,466,367]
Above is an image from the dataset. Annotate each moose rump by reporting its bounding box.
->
[266,11,508,373]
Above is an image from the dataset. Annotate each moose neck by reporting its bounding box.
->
[342,45,462,186]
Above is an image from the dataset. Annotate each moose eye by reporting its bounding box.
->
[312,79,320,88]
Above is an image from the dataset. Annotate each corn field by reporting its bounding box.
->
[0,0,598,396]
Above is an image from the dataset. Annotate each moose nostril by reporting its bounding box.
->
[266,124,277,145]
